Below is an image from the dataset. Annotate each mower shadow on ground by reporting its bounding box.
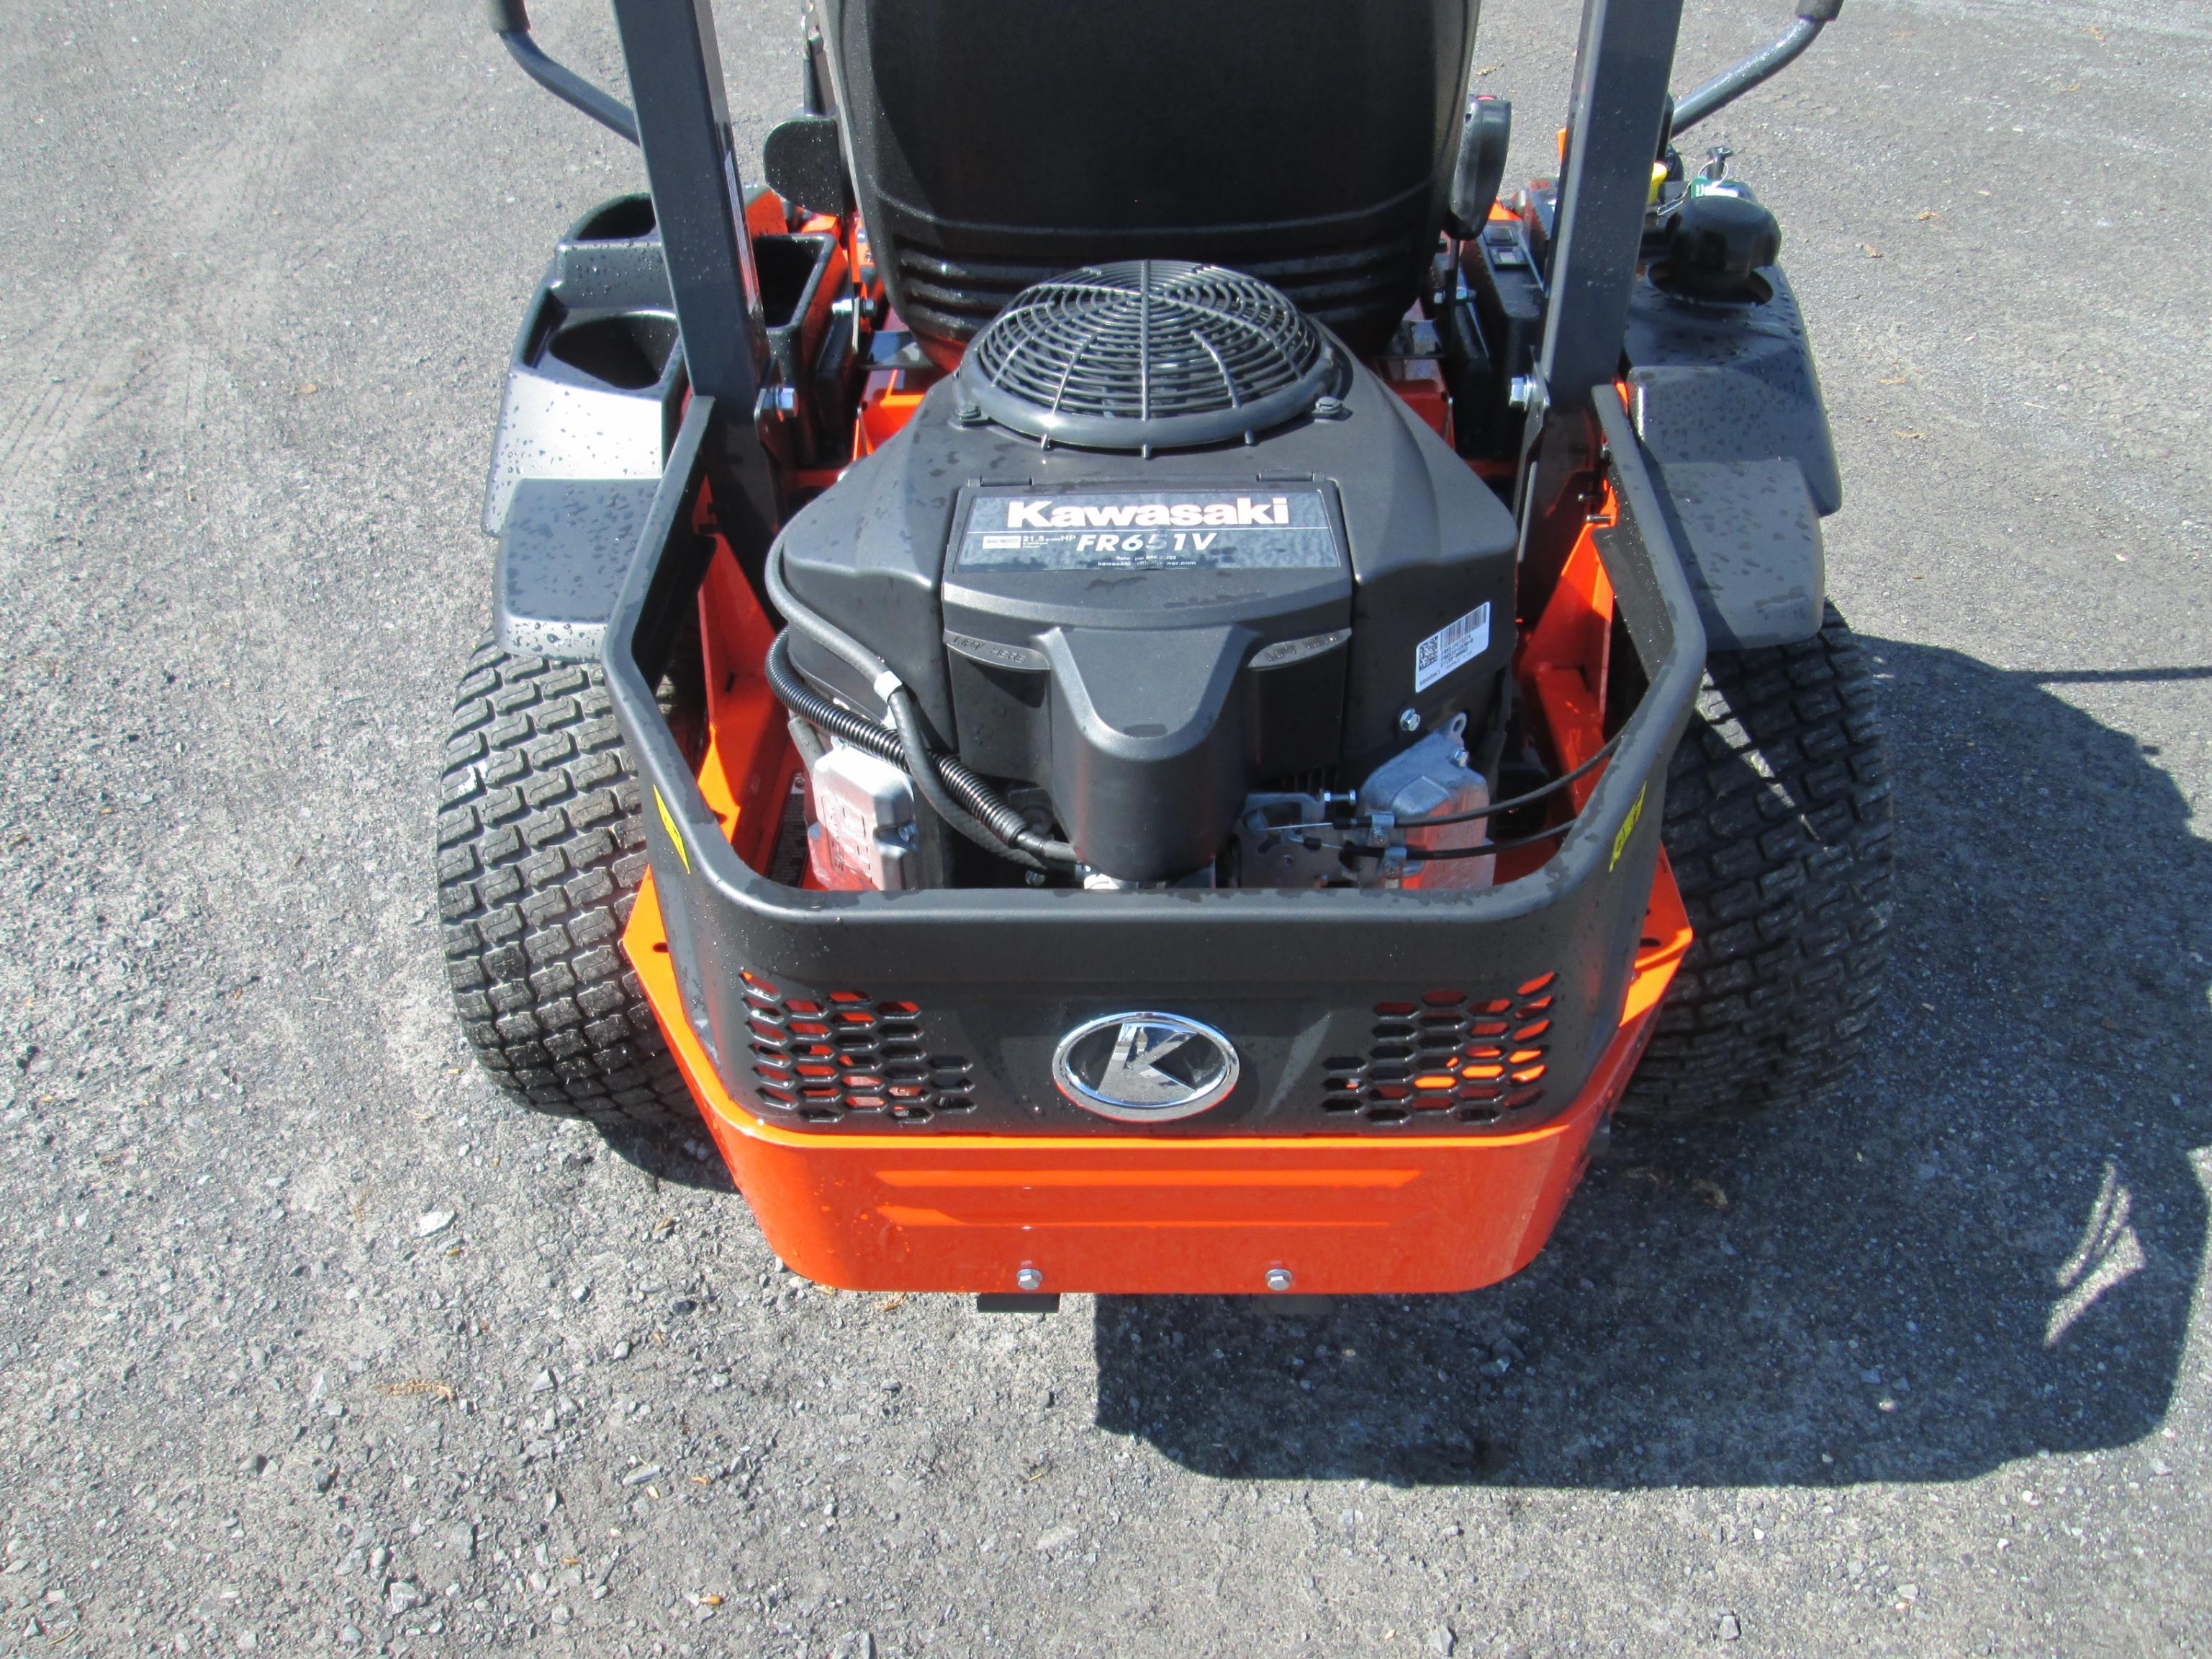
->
[1093,637,2212,1487]
[597,1123,737,1195]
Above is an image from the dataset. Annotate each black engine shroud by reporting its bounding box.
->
[780,352,1519,881]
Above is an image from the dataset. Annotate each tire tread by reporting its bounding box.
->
[1625,605,1893,1121]
[436,640,695,1136]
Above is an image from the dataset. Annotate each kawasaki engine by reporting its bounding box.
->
[772,262,1520,890]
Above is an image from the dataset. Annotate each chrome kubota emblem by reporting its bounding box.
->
[1052,1012,1240,1123]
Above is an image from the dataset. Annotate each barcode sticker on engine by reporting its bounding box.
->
[1414,602,1491,692]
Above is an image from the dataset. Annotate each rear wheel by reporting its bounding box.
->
[435,641,695,1134]
[1624,605,1893,1121]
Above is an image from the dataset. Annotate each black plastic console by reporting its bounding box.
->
[483,194,685,539]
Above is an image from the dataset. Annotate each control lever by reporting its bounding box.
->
[1447,96,1514,239]
[1669,0,1843,137]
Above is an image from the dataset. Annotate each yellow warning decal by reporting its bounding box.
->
[1610,782,1648,872]
[653,787,692,874]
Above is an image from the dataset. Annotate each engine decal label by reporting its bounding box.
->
[1413,602,1491,692]
[954,488,1342,571]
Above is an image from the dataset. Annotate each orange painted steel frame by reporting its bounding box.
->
[628,870,1684,1295]
[624,197,1692,1296]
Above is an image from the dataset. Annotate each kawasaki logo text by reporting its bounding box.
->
[1003,496,1291,530]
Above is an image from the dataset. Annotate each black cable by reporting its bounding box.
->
[1473,677,1515,802]
[764,530,898,694]
[1322,817,1579,864]
[897,705,1029,846]
[934,754,1079,867]
[764,534,1086,862]
[890,692,1078,867]
[1276,727,1617,838]
[1312,738,1625,862]
[1015,826,1082,867]
[763,630,903,764]
[1385,731,1624,831]
[765,632,1038,867]
[764,631,1078,870]
[885,688,1047,868]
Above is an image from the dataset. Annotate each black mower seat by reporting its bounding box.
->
[816,0,1480,353]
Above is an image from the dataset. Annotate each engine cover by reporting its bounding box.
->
[939,481,1351,880]
[779,266,1519,881]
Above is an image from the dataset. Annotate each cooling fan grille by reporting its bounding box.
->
[962,259,1335,451]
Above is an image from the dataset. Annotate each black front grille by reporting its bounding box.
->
[1322,975,1558,1127]
[740,969,975,1125]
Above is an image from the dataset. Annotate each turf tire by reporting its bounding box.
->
[435,641,695,1134]
[1622,604,1894,1121]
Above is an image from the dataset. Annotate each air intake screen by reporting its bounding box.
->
[961,261,1336,452]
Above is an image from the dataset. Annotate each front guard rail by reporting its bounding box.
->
[599,392,1707,1136]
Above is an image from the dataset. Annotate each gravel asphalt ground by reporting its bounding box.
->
[2,0,2208,1653]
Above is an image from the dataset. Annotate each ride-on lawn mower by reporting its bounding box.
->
[441,0,1890,1303]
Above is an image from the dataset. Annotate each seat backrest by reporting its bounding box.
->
[818,0,1481,353]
